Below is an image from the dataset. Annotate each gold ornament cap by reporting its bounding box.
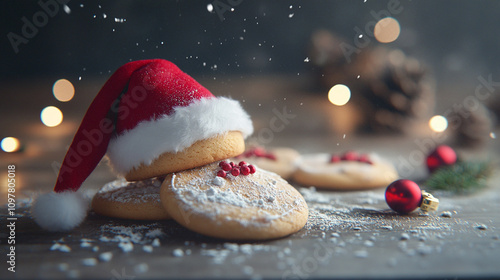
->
[420,190,439,212]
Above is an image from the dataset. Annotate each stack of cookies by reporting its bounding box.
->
[32,59,308,240]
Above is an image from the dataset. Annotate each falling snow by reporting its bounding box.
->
[63,5,71,14]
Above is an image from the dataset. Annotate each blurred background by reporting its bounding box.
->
[1,0,499,198]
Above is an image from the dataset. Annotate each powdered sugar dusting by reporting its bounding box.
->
[96,177,163,204]
[170,162,307,227]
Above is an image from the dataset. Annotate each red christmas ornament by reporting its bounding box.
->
[385,179,423,214]
[426,145,457,173]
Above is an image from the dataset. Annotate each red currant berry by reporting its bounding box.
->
[229,162,236,168]
[244,151,254,157]
[231,167,240,176]
[341,151,358,161]
[265,154,277,160]
[330,155,341,163]
[240,165,250,175]
[248,165,256,174]
[217,170,226,178]
[239,161,247,166]
[219,161,226,167]
[253,147,266,157]
[221,162,232,171]
[358,154,373,164]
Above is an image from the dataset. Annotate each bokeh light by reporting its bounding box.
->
[328,84,351,106]
[1,137,20,153]
[374,17,401,43]
[41,106,63,127]
[53,79,75,102]
[429,115,448,132]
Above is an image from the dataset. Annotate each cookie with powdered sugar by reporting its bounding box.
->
[160,161,308,240]
[92,177,170,220]
[293,151,399,190]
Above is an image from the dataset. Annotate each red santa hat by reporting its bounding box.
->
[32,59,253,231]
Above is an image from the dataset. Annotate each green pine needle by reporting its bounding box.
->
[424,161,493,194]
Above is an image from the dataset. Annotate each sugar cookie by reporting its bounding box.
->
[293,152,398,190]
[235,147,300,179]
[92,177,170,220]
[160,161,308,240]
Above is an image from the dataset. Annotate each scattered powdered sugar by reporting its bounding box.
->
[81,258,98,266]
[169,162,307,227]
[118,241,134,253]
[98,252,113,262]
[50,243,72,252]
[172,248,184,257]
[96,177,163,204]
[98,224,165,253]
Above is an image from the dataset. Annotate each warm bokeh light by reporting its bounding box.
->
[1,137,20,153]
[53,79,75,102]
[490,132,496,139]
[328,84,351,106]
[429,115,448,132]
[374,17,401,43]
[41,106,63,127]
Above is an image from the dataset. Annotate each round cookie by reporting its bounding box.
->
[160,162,308,240]
[293,152,398,190]
[125,131,245,181]
[235,147,300,179]
[92,177,170,220]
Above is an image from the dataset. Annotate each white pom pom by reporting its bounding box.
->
[31,191,89,231]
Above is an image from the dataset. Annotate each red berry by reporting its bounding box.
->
[240,165,250,175]
[265,153,277,161]
[248,165,256,174]
[239,161,247,166]
[385,179,422,214]
[253,147,266,157]
[231,167,240,176]
[358,154,373,165]
[330,155,341,163]
[229,162,236,167]
[219,161,226,167]
[217,170,226,178]
[244,151,254,157]
[426,145,457,173]
[221,162,232,171]
[341,151,358,161]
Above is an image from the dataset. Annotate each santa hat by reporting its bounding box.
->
[32,59,253,231]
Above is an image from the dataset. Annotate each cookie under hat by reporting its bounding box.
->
[32,59,253,231]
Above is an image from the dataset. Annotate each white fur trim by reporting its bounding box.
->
[107,97,253,174]
[31,191,89,232]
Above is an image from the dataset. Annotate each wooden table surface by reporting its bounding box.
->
[1,76,499,279]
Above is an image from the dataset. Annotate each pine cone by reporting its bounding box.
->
[448,102,493,147]
[354,48,436,134]
[486,93,500,127]
[309,31,436,134]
